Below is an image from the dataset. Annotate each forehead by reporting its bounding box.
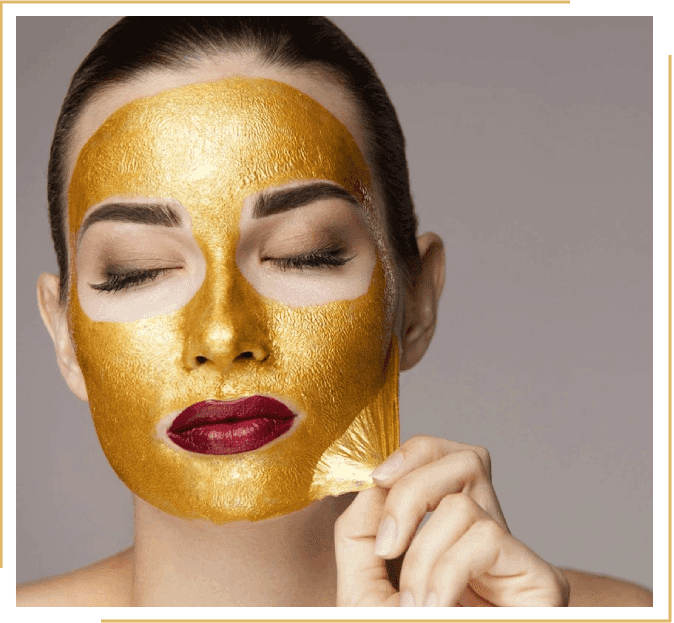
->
[69,57,368,186]
[69,77,373,236]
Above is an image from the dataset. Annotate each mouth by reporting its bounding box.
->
[167,396,296,455]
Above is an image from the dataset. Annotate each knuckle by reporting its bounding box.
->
[404,434,435,455]
[473,445,491,472]
[475,517,505,545]
[437,492,479,518]
[457,449,487,478]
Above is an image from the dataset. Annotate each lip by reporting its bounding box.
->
[167,396,296,455]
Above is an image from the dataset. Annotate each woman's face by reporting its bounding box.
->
[65,61,400,522]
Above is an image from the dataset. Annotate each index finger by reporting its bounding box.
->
[370,435,492,485]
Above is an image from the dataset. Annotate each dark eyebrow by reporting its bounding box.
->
[253,182,361,219]
[77,186,356,241]
[77,203,182,243]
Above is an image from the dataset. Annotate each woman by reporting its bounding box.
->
[17,17,652,607]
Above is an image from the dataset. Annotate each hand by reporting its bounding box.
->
[334,435,569,607]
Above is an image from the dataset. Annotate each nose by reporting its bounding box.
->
[194,348,269,368]
[182,269,271,372]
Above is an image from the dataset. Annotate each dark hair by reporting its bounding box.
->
[49,17,420,303]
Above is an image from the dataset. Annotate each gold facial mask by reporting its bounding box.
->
[68,78,399,522]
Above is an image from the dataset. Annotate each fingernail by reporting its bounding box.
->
[399,590,415,607]
[374,516,397,557]
[371,452,404,481]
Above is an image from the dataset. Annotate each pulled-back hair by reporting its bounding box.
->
[49,17,420,303]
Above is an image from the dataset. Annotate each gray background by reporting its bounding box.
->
[16,17,653,589]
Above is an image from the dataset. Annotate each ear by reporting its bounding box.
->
[37,273,89,402]
[399,232,445,371]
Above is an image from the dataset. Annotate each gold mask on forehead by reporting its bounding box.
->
[68,77,399,522]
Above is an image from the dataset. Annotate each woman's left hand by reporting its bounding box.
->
[334,435,570,607]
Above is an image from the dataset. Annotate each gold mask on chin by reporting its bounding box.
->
[68,77,399,522]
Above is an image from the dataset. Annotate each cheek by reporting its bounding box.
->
[262,262,392,436]
[72,294,181,404]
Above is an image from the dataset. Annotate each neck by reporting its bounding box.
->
[130,493,354,607]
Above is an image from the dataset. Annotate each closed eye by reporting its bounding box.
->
[262,246,355,272]
[90,246,352,292]
[90,268,169,293]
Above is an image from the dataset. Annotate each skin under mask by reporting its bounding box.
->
[68,77,399,522]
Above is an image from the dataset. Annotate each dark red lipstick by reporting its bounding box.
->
[167,396,295,455]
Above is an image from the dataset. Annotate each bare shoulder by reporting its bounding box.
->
[561,568,653,607]
[16,547,133,607]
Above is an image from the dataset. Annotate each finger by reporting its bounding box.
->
[334,487,396,607]
[397,493,483,606]
[373,450,500,560]
[427,520,567,607]
[458,584,496,607]
[371,436,492,486]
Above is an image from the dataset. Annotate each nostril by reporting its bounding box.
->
[195,356,208,365]
[236,351,254,360]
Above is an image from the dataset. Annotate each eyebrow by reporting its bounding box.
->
[76,183,359,241]
[253,182,361,219]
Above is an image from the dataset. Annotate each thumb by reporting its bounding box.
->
[334,486,397,606]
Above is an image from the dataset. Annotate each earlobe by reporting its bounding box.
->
[399,233,445,371]
[63,357,90,402]
[57,338,89,402]
[62,362,89,402]
[400,319,432,372]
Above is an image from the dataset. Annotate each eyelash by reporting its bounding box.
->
[90,268,174,293]
[90,249,354,293]
[265,247,354,272]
